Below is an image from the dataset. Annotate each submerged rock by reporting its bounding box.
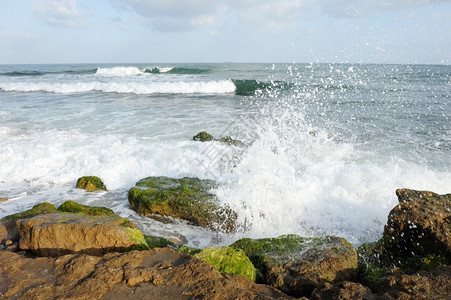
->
[231,234,358,298]
[194,246,257,281]
[128,176,237,232]
[217,136,244,147]
[193,131,214,142]
[0,248,293,299]
[76,176,107,192]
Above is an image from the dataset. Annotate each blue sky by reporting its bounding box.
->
[1,0,450,64]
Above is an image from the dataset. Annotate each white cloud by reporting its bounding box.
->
[110,16,127,30]
[111,0,450,32]
[318,0,451,18]
[32,0,81,27]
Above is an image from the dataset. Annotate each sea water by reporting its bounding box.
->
[0,63,449,247]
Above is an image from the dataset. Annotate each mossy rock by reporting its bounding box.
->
[58,200,114,216]
[194,247,257,281]
[128,176,237,232]
[232,234,358,297]
[3,202,58,220]
[76,176,107,192]
[193,131,214,142]
[178,245,202,255]
[216,136,244,147]
[144,235,176,249]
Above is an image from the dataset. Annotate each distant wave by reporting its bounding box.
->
[96,66,210,76]
[0,80,236,95]
[0,69,97,77]
[232,79,294,96]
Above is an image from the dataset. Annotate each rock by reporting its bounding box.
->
[3,202,58,221]
[58,200,115,216]
[310,281,374,300]
[216,136,244,147]
[0,197,7,202]
[374,265,451,299]
[76,176,107,191]
[4,239,13,246]
[128,176,237,232]
[16,212,149,256]
[231,234,358,298]
[194,246,257,281]
[381,189,451,272]
[144,235,177,249]
[0,248,294,299]
[193,131,214,142]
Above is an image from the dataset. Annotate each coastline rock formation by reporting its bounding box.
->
[128,176,237,232]
[1,187,450,299]
[0,249,292,300]
[232,234,358,298]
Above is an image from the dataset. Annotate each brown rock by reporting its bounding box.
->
[382,189,451,270]
[16,213,148,256]
[374,265,451,299]
[0,248,293,300]
[311,282,374,300]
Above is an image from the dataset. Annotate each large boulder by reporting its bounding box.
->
[0,248,293,299]
[17,212,149,256]
[128,176,237,232]
[380,189,450,272]
[1,201,149,256]
[231,234,358,298]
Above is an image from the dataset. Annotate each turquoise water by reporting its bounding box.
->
[0,63,449,247]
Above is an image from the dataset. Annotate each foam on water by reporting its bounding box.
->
[0,80,236,94]
[0,63,449,248]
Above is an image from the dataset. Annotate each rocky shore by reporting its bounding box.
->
[0,175,450,299]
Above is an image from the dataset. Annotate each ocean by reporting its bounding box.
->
[0,63,449,248]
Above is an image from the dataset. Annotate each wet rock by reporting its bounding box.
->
[0,197,7,202]
[194,246,257,281]
[76,176,108,191]
[193,131,214,142]
[231,234,358,298]
[310,281,374,300]
[374,265,451,299]
[217,136,244,147]
[382,189,451,272]
[128,176,237,232]
[16,212,149,256]
[0,248,293,299]
[58,200,115,216]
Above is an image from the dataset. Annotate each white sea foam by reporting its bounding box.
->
[96,66,143,76]
[0,79,236,94]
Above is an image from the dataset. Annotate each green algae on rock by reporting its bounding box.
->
[216,136,244,147]
[58,200,114,216]
[194,247,257,281]
[193,131,214,142]
[144,235,177,249]
[128,176,237,232]
[231,234,358,298]
[76,176,107,192]
[3,202,58,220]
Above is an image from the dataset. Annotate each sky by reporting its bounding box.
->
[0,0,450,64]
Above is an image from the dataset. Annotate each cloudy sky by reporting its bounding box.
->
[1,0,450,64]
